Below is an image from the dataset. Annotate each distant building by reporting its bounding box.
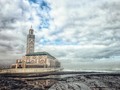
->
[11,26,61,69]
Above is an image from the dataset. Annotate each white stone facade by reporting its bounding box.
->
[12,54,60,69]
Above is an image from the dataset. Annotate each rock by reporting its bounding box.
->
[0,75,120,90]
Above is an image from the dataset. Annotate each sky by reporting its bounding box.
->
[0,0,120,70]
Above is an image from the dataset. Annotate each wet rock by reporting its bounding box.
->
[0,75,120,90]
[49,75,120,90]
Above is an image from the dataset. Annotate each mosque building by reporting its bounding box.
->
[11,26,61,69]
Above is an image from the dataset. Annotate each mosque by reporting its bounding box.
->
[11,26,61,70]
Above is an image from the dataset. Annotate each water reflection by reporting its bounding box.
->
[0,75,60,90]
[24,75,60,90]
[26,78,57,90]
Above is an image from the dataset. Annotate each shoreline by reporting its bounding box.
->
[0,74,120,90]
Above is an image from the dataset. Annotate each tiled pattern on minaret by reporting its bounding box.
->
[26,26,35,54]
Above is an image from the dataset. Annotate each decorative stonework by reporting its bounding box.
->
[26,27,35,54]
[12,54,60,68]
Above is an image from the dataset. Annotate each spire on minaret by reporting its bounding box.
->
[29,25,34,35]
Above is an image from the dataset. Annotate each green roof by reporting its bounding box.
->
[26,52,56,59]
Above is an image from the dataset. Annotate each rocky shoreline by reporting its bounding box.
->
[0,75,120,90]
[49,75,120,90]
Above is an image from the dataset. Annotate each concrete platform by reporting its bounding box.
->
[0,68,62,74]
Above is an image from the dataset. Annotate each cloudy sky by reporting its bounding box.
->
[0,0,120,70]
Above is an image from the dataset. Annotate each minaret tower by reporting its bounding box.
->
[26,26,35,54]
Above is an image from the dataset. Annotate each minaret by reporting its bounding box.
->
[26,26,35,54]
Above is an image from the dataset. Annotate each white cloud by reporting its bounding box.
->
[0,0,49,63]
[40,0,120,70]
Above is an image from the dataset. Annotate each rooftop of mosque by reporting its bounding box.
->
[26,52,56,59]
